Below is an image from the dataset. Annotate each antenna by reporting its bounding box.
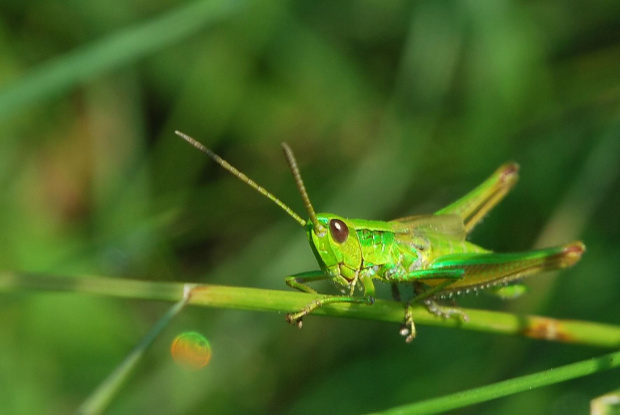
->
[281,142,323,234]
[175,131,307,227]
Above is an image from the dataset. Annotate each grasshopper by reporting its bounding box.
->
[176,131,585,342]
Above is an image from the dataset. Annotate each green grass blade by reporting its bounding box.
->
[77,289,191,415]
[1,272,619,349]
[370,350,620,415]
[0,0,243,121]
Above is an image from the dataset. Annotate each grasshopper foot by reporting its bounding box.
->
[399,303,417,343]
[286,300,322,328]
[424,299,469,322]
[285,313,304,329]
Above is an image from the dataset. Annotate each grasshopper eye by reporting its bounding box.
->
[329,219,349,243]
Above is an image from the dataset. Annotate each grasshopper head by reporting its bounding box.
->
[306,214,362,280]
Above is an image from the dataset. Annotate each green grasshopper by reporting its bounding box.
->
[176,131,585,342]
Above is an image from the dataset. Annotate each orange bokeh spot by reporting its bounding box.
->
[171,332,212,370]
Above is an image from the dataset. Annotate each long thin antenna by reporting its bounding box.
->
[281,142,323,234]
[175,131,306,227]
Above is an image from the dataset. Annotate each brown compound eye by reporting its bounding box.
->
[329,219,349,243]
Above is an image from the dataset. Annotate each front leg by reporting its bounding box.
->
[285,271,376,328]
[285,270,330,294]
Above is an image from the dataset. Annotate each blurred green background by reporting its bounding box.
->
[1,0,619,413]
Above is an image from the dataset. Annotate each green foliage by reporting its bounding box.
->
[0,0,619,413]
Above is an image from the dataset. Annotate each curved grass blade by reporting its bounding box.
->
[0,0,243,121]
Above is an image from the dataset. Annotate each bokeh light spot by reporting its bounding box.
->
[171,332,211,370]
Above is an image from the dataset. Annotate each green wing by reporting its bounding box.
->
[390,214,466,256]
[390,214,487,263]
[391,214,466,240]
